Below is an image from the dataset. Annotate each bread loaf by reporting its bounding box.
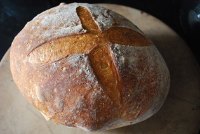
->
[10,3,170,131]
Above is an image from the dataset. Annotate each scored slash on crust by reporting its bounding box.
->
[28,6,153,113]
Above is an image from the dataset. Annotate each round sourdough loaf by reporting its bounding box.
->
[10,3,170,131]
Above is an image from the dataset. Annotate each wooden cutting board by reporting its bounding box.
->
[0,4,200,134]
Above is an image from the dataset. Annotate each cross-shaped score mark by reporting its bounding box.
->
[29,6,152,108]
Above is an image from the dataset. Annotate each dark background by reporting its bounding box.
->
[0,0,200,63]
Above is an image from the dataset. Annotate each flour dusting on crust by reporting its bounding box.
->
[18,3,143,54]
[22,3,86,53]
[85,4,142,33]
[110,44,170,127]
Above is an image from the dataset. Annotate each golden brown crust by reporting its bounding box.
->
[10,3,170,131]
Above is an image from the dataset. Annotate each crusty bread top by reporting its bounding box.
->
[13,3,143,56]
[10,3,170,131]
[28,6,151,64]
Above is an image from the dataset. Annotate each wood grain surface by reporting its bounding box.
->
[0,4,200,134]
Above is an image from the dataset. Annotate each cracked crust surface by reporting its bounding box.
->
[10,3,170,131]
